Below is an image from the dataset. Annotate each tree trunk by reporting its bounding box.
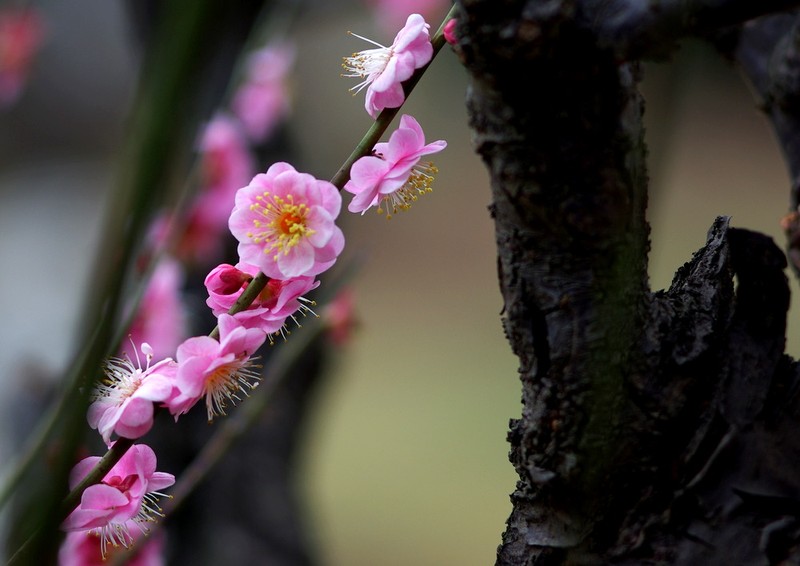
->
[454,1,800,563]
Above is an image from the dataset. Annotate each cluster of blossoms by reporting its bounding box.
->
[341,15,447,217]
[59,10,450,563]
[61,444,174,561]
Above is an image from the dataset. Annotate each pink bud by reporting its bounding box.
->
[443,18,457,45]
[205,264,252,296]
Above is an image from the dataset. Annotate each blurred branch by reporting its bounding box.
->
[574,0,800,60]
[2,1,271,564]
[706,14,800,274]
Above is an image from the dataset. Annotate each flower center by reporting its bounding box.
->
[202,357,261,422]
[248,191,315,260]
[377,161,439,219]
[95,358,144,406]
[341,32,392,93]
[105,473,137,494]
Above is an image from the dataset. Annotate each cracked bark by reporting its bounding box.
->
[453,1,800,563]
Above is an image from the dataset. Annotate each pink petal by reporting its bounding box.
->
[147,471,176,492]
[117,398,154,431]
[276,240,315,278]
[137,374,174,401]
[177,335,219,363]
[305,206,334,247]
[80,483,129,511]
[68,457,102,490]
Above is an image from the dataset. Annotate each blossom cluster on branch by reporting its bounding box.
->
[36,7,453,563]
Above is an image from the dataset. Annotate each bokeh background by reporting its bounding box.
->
[0,2,797,565]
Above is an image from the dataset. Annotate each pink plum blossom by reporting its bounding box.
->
[58,523,165,566]
[342,13,433,118]
[61,443,175,559]
[122,257,187,362]
[167,313,266,422]
[205,261,319,338]
[231,42,295,143]
[228,162,345,279]
[0,7,45,107]
[344,114,446,216]
[88,343,177,445]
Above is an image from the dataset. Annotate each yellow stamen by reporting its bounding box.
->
[377,161,439,219]
[246,191,315,261]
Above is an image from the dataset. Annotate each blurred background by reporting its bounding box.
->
[0,1,797,565]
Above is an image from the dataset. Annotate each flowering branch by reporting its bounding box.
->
[33,6,458,563]
[330,4,454,190]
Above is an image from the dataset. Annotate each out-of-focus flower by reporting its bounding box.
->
[61,444,175,559]
[231,42,295,143]
[344,114,446,217]
[228,162,345,279]
[205,262,319,338]
[323,288,358,346]
[364,0,450,36]
[58,523,165,566]
[88,343,177,445]
[122,257,187,363]
[0,6,45,107]
[342,13,432,118]
[196,113,255,227]
[167,314,265,422]
[145,115,254,266]
[147,208,223,267]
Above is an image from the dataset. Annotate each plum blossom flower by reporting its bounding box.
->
[0,7,45,107]
[166,314,266,422]
[88,344,177,445]
[342,13,433,118]
[58,523,165,566]
[231,42,295,143]
[344,114,446,217]
[205,262,319,339]
[61,443,175,559]
[228,162,345,279]
[122,257,187,362]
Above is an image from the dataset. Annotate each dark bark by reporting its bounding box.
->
[453,1,800,563]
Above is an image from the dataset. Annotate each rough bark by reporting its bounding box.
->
[453,1,800,563]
